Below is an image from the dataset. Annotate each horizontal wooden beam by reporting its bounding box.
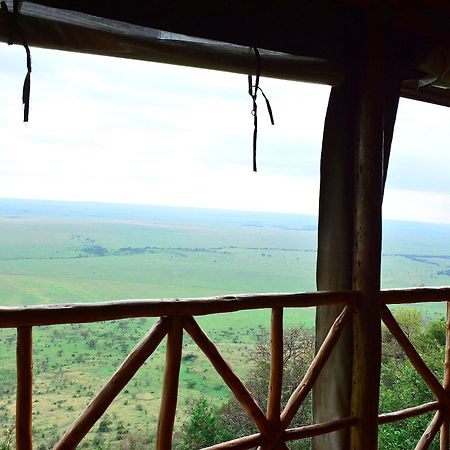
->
[381,287,450,305]
[202,433,264,450]
[378,401,441,425]
[0,291,358,328]
[283,416,358,441]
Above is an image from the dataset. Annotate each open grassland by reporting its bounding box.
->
[1,200,450,447]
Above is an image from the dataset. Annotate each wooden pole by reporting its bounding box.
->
[378,402,441,425]
[261,306,352,450]
[350,11,397,450]
[381,305,450,408]
[0,291,358,328]
[281,306,351,429]
[381,287,450,305]
[416,410,445,450]
[202,433,265,450]
[183,316,273,437]
[441,301,450,450]
[283,416,358,441]
[54,318,168,449]
[157,316,184,450]
[267,308,283,426]
[16,327,33,450]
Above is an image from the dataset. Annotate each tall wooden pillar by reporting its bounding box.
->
[314,11,401,450]
[350,13,401,450]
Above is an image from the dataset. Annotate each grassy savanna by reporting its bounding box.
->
[1,199,450,447]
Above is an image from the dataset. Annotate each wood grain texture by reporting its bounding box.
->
[0,291,358,328]
[157,317,184,450]
[378,402,440,425]
[16,327,33,450]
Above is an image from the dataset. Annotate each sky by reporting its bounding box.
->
[1,44,449,223]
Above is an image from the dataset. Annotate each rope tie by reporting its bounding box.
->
[248,47,274,172]
[1,0,32,122]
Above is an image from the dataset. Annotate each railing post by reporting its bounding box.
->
[157,316,183,450]
[16,326,33,450]
[440,302,450,449]
[267,307,283,427]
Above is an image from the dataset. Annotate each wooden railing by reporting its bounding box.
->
[2,287,450,449]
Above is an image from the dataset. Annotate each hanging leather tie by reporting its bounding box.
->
[1,0,32,122]
[248,46,274,172]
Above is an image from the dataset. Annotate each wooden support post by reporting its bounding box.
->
[441,302,450,450]
[350,13,390,450]
[55,318,168,449]
[267,308,283,426]
[16,326,33,450]
[157,316,184,450]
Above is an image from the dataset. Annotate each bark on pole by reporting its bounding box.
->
[314,10,401,450]
[350,14,389,450]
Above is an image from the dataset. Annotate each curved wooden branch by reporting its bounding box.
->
[378,402,440,425]
[54,318,169,449]
[415,410,445,450]
[201,433,265,450]
[183,316,273,437]
[283,416,358,441]
[381,305,450,408]
[280,305,352,428]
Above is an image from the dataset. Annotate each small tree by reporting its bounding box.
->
[179,398,233,449]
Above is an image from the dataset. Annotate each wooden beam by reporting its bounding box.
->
[281,306,352,429]
[157,316,184,450]
[261,306,352,450]
[54,318,168,449]
[16,327,32,450]
[378,402,441,425]
[183,316,273,437]
[0,291,358,328]
[381,287,450,305]
[416,410,445,450]
[267,308,283,426]
[283,416,358,441]
[202,433,265,450]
